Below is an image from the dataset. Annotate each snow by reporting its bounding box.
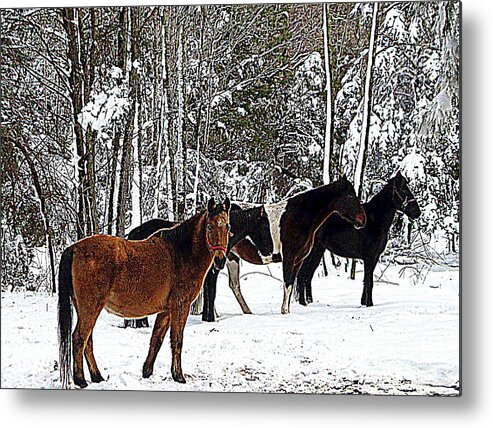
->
[1,260,459,395]
[78,85,129,133]
[211,90,232,107]
[400,150,426,181]
[384,9,406,41]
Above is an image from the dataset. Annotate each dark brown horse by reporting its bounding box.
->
[263,177,366,314]
[58,198,231,388]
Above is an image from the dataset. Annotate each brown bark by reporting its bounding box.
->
[61,8,100,237]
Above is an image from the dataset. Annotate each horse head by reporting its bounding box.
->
[206,197,231,270]
[333,175,366,229]
[392,172,421,220]
[246,205,274,257]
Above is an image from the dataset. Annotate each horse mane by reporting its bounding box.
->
[366,177,396,208]
[157,205,227,253]
[158,210,206,254]
[230,204,262,233]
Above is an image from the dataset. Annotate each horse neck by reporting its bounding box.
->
[229,207,256,247]
[366,183,398,232]
[161,211,212,273]
[299,185,345,228]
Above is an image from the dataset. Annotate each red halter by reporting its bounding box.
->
[206,231,230,254]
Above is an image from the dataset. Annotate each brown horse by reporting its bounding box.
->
[58,198,231,388]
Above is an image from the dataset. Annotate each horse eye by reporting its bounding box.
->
[207,224,212,230]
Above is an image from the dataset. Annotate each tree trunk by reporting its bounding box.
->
[322,3,333,185]
[153,9,173,220]
[353,2,378,197]
[11,136,56,294]
[116,7,139,238]
[79,9,98,235]
[107,8,128,235]
[351,3,378,280]
[61,8,88,240]
[174,16,186,221]
[130,101,142,231]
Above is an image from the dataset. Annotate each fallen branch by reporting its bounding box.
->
[239,271,283,283]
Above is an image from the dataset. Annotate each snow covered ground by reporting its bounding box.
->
[1,259,459,395]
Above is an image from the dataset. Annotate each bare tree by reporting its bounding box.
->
[322,3,333,185]
[8,135,56,293]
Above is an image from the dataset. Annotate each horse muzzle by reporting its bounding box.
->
[353,212,367,229]
[213,253,227,270]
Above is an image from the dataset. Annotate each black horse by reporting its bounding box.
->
[127,203,274,321]
[295,172,421,307]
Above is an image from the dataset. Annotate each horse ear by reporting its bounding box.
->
[223,197,231,213]
[259,205,265,216]
[207,198,216,213]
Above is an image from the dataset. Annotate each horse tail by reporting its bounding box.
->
[58,247,74,389]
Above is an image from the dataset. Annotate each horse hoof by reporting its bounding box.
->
[90,374,105,383]
[142,367,153,378]
[74,378,88,389]
[281,308,290,315]
[172,373,186,383]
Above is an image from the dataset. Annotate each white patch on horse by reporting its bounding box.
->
[265,201,288,255]
[227,258,240,292]
[260,255,274,264]
[244,236,273,265]
[281,283,293,314]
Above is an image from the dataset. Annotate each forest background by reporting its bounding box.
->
[0,1,460,293]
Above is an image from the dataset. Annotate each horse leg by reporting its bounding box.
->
[281,258,301,314]
[72,311,102,388]
[190,288,203,315]
[281,238,314,314]
[361,258,378,307]
[295,276,307,306]
[170,304,190,383]
[84,333,104,383]
[281,281,294,314]
[296,242,325,306]
[202,268,218,322]
[227,258,252,314]
[142,312,170,378]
